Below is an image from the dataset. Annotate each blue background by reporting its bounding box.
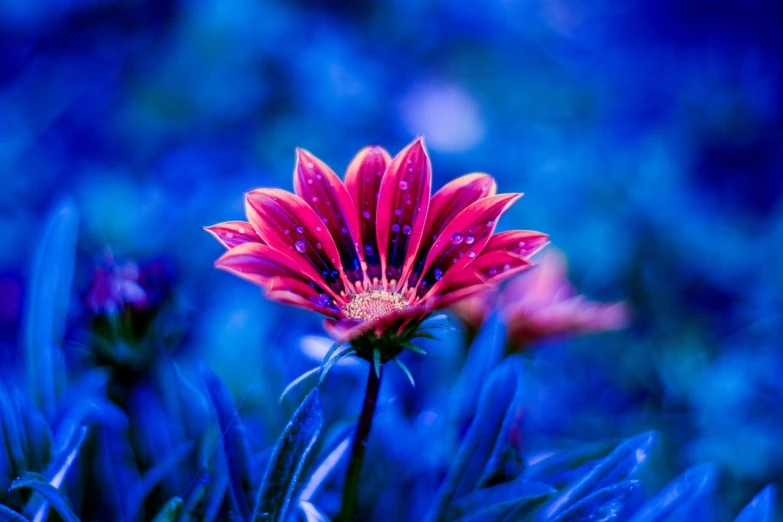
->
[0,0,781,520]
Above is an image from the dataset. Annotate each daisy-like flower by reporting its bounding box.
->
[452,248,629,349]
[206,137,548,363]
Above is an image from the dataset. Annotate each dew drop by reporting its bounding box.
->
[316,174,322,180]
[307,179,314,185]
[316,226,322,232]
[284,229,290,235]
[392,224,400,232]
[295,240,307,253]
[365,245,374,255]
[317,294,331,307]
[399,180,409,190]
[296,226,304,234]
[238,227,246,234]
[322,217,328,223]
[306,161,314,168]
[316,242,323,249]
[468,251,476,258]
[503,263,511,271]
[486,220,494,227]
[489,267,498,276]
[363,210,372,219]
[226,232,234,239]
[402,225,412,235]
[394,208,402,216]
[330,269,339,279]
[465,235,475,245]
[452,258,458,264]
[434,268,443,281]
[341,227,348,234]
[308,282,315,288]
[451,233,464,245]
[312,196,319,203]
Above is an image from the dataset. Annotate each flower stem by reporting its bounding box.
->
[338,362,382,522]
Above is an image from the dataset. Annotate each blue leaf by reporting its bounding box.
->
[182,467,211,518]
[203,472,230,522]
[280,367,320,404]
[10,472,79,522]
[551,480,642,522]
[0,505,28,522]
[629,463,717,522]
[427,356,526,522]
[25,426,87,521]
[0,384,26,483]
[125,441,195,521]
[24,198,78,418]
[299,501,330,522]
[151,497,183,522]
[538,431,656,520]
[735,485,776,522]
[448,312,505,434]
[449,477,555,521]
[12,388,53,476]
[252,389,323,522]
[299,428,354,503]
[202,364,255,520]
[522,441,614,487]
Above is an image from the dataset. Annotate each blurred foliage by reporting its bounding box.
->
[1,0,782,520]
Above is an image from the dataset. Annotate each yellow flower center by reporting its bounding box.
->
[343,289,408,321]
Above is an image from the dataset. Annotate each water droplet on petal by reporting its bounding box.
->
[434,268,443,281]
[489,267,498,276]
[238,227,245,234]
[394,209,402,216]
[312,196,319,203]
[295,240,307,253]
[316,226,322,232]
[306,161,315,168]
[392,224,400,232]
[365,245,374,255]
[317,294,331,306]
[316,174,322,180]
[451,233,464,245]
[468,251,476,258]
[307,179,314,185]
[402,225,412,235]
[296,226,304,234]
[341,227,348,234]
[226,232,234,239]
[486,220,494,227]
[363,210,372,219]
[284,229,290,235]
[316,242,323,249]
[399,180,409,190]
[465,235,475,245]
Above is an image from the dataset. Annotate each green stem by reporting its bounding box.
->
[338,362,382,522]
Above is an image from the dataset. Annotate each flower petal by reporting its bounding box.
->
[246,188,348,295]
[323,303,432,343]
[410,173,497,283]
[416,193,521,297]
[205,221,264,249]
[484,230,549,259]
[344,146,392,282]
[265,280,343,318]
[293,149,364,283]
[376,137,432,288]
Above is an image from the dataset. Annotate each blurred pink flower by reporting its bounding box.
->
[453,249,628,348]
[85,261,147,316]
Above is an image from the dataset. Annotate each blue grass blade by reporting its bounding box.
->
[201,365,254,520]
[427,356,525,522]
[0,505,28,522]
[125,441,195,521]
[203,472,230,522]
[538,431,656,520]
[12,388,53,475]
[629,463,717,522]
[24,198,78,418]
[448,477,555,521]
[735,485,776,522]
[448,312,505,433]
[0,385,25,479]
[10,473,79,522]
[252,389,323,522]
[299,429,354,503]
[152,497,183,522]
[551,480,642,522]
[299,501,329,522]
[280,367,320,404]
[181,467,211,519]
[26,426,87,522]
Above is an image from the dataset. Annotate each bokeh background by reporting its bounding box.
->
[1,0,782,520]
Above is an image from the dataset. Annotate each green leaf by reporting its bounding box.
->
[373,349,381,378]
[201,365,254,519]
[401,342,427,355]
[393,358,416,388]
[411,331,439,341]
[0,505,28,522]
[151,497,183,522]
[280,367,320,404]
[252,389,324,522]
[319,342,344,372]
[10,473,79,522]
[24,198,78,417]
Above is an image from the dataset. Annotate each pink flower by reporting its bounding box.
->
[206,137,547,347]
[85,262,147,316]
[453,249,628,348]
